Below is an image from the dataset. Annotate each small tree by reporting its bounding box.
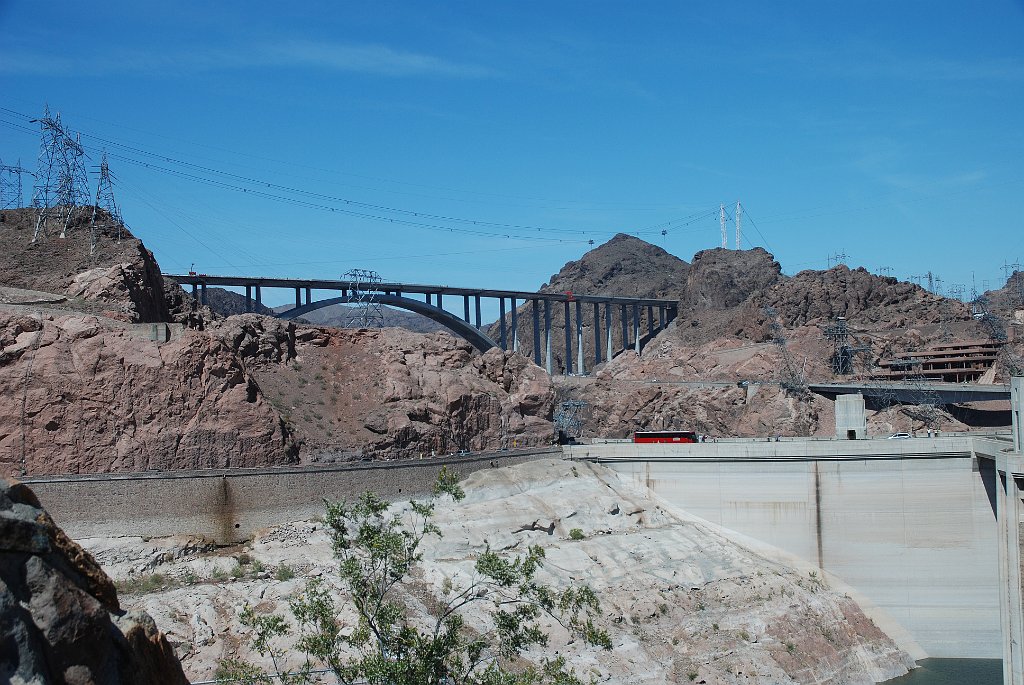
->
[218,467,610,684]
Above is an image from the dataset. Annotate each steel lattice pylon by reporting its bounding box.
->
[764,307,807,395]
[0,158,32,209]
[89,152,126,254]
[30,107,90,242]
[343,269,385,328]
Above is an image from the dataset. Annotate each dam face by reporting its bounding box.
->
[570,437,1003,659]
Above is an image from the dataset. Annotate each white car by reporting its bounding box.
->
[886,432,912,439]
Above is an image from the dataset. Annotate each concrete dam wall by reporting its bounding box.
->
[568,437,1003,660]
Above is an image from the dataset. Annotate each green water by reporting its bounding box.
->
[881,658,1001,684]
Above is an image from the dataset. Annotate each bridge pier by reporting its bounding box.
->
[255,286,262,310]
[510,297,518,352]
[633,304,640,355]
[245,285,252,312]
[200,283,208,306]
[499,298,507,350]
[620,304,628,356]
[475,295,482,329]
[605,302,613,362]
[593,302,602,367]
[576,300,584,375]
[463,295,470,322]
[305,287,311,305]
[648,305,655,337]
[544,300,552,375]
[294,288,301,309]
[563,300,572,375]
[532,299,541,366]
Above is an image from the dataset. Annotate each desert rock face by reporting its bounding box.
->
[0,309,298,477]
[241,317,556,460]
[683,247,782,311]
[97,459,913,684]
[0,478,188,684]
[0,209,169,324]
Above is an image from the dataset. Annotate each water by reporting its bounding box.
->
[881,658,1001,684]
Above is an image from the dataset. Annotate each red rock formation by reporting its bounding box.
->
[0,310,298,477]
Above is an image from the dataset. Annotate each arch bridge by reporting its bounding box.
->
[168,274,679,376]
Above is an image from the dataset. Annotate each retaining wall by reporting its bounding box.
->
[24,448,558,544]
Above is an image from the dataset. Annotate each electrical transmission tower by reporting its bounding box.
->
[0,159,33,209]
[89,152,126,254]
[764,307,807,395]
[827,251,848,268]
[823,316,872,376]
[735,201,742,249]
[877,266,894,277]
[30,107,90,242]
[343,269,385,328]
[720,204,727,249]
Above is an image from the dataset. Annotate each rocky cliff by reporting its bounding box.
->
[1,478,187,684]
[0,208,169,323]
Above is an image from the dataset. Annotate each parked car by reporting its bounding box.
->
[887,432,912,439]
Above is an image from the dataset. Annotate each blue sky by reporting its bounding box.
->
[2,1,1023,307]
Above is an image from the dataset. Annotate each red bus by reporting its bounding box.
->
[633,430,698,444]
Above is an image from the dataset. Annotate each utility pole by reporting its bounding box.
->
[720,204,727,249]
[735,201,742,250]
[878,266,893,277]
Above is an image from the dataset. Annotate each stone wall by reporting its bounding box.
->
[24,448,558,544]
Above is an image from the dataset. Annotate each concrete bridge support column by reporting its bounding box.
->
[647,306,655,338]
[620,304,628,356]
[305,287,311,305]
[659,306,665,330]
[563,300,572,375]
[544,300,552,375]
[1013,377,1023,453]
[191,283,198,302]
[255,286,261,310]
[200,283,208,306]
[475,295,482,329]
[633,304,641,355]
[245,285,252,313]
[532,299,541,366]
[593,302,602,367]
[575,300,584,375]
[499,298,507,351]
[464,295,471,322]
[604,302,613,362]
[426,292,432,306]
[294,288,301,309]
[434,293,441,309]
[510,298,518,352]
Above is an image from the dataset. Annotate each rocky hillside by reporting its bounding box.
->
[90,459,914,684]
[0,207,169,323]
[1,478,188,683]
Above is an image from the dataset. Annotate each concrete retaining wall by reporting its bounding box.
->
[568,437,1000,660]
[24,448,558,544]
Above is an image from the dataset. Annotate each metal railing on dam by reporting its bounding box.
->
[566,436,1002,662]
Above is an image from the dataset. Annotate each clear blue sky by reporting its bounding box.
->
[2,1,1023,307]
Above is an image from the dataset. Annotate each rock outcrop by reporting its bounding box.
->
[0,208,169,323]
[0,309,298,476]
[0,478,188,684]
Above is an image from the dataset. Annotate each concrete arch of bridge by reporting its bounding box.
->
[276,294,498,353]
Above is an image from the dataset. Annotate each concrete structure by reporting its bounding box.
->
[809,381,1012,404]
[834,392,866,439]
[167,273,678,375]
[568,390,1024,683]
[24,448,558,544]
